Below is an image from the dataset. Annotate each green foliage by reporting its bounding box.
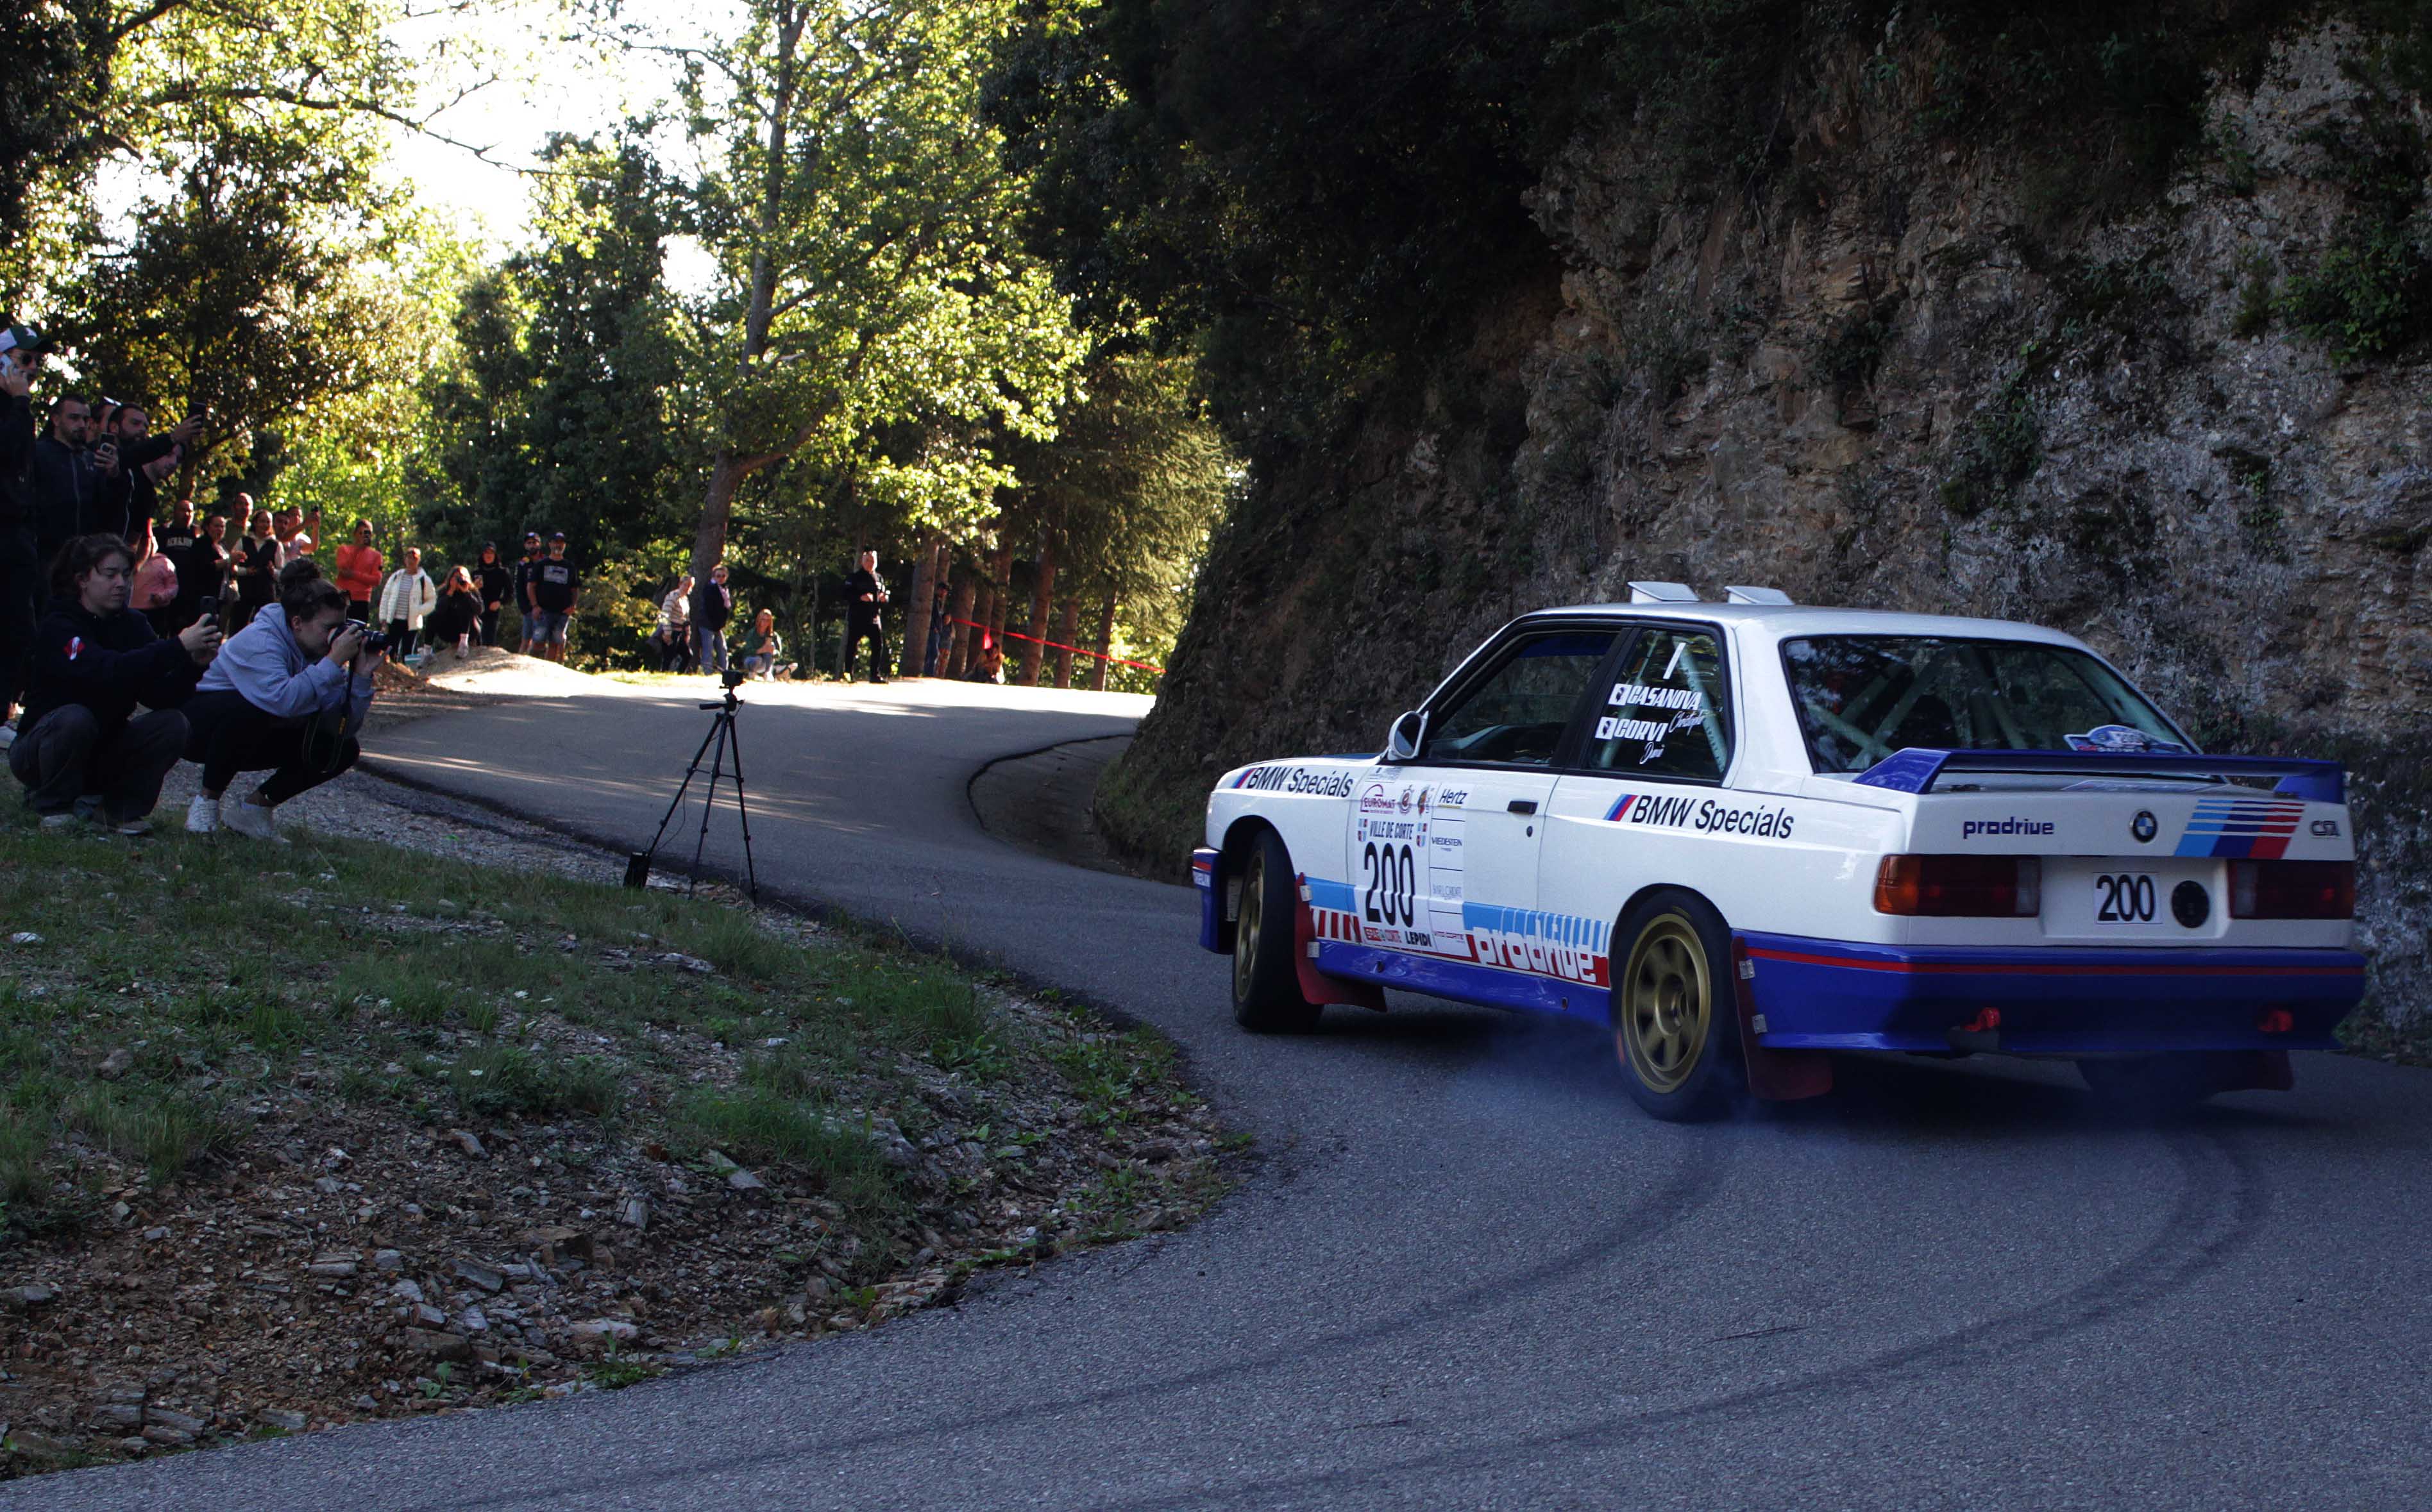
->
[2233,250,2277,339]
[0,0,112,243]
[2276,63,2431,366]
[417,135,689,570]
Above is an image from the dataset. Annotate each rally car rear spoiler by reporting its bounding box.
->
[1854,748,2345,804]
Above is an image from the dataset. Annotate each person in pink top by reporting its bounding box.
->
[129,522,180,637]
[333,518,382,623]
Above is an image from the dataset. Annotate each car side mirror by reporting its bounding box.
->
[1386,709,1426,763]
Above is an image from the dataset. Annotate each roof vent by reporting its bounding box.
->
[1723,585,1794,605]
[1627,580,1700,604]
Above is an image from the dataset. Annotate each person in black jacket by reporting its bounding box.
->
[10,533,219,833]
[103,404,198,545]
[843,549,889,683]
[690,562,732,675]
[28,393,109,565]
[511,531,544,653]
[0,324,44,739]
[473,542,511,648]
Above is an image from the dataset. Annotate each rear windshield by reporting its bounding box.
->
[1781,636,2189,773]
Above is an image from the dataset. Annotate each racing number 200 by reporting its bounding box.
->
[2095,872,2157,923]
[1363,841,1417,928]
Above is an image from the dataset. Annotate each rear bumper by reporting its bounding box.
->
[1742,931,2365,1054]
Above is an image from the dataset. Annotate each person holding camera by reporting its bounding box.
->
[427,565,482,659]
[29,393,106,566]
[183,559,378,839]
[10,532,220,834]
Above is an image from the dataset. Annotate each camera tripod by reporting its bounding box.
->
[626,673,760,902]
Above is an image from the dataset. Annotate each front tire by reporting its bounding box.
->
[1612,891,1741,1121]
[1231,828,1322,1034]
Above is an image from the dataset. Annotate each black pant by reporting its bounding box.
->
[845,616,889,680]
[8,704,188,820]
[0,527,37,712]
[479,609,500,648]
[384,619,418,659]
[183,689,359,805]
[348,598,371,624]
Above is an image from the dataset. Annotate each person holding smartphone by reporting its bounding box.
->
[182,558,378,839]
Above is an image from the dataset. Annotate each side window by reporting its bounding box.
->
[1420,632,1616,768]
[1582,628,1732,780]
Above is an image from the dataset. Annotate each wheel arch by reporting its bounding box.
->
[1214,815,1284,952]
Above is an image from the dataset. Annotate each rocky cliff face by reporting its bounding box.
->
[1105,18,2432,1016]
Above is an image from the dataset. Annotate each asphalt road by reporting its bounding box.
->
[16,677,2432,1511]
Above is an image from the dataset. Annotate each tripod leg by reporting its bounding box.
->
[641,716,727,873]
[723,705,759,903]
[689,710,731,893]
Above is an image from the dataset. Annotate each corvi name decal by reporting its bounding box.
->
[1235,765,1359,797]
[1607,793,1796,839]
[1961,818,2056,838]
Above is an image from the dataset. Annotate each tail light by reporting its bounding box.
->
[2229,860,2354,919]
[1874,855,2041,917]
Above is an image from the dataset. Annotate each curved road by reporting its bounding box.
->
[16,678,2432,1511]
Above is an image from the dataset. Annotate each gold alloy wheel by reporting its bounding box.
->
[1617,914,1710,1093]
[1234,850,1265,1002]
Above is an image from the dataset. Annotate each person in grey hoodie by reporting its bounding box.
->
[181,558,377,839]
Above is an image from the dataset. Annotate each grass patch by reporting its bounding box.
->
[0,810,1044,1248]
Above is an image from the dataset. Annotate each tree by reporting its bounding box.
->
[0,1,112,246]
[670,0,1085,583]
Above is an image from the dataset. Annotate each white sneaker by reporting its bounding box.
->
[223,798,281,841]
[187,794,221,834]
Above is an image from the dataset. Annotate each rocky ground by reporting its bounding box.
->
[0,659,1235,1477]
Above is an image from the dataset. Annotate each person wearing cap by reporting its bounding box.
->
[473,542,512,648]
[0,323,47,747]
[527,532,579,662]
[512,532,544,654]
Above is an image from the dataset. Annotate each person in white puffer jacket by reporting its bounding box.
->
[375,546,437,660]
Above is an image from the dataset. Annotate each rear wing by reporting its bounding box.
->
[1853,748,2345,805]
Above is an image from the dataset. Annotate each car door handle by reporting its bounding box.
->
[1506,800,1537,814]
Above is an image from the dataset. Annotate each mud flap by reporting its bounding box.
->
[1294,874,1387,1012]
[1731,934,1831,1102]
[2214,1049,2294,1093]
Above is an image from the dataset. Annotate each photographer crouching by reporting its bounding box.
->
[10,533,220,834]
[182,559,378,839]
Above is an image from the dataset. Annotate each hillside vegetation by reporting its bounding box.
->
[996,1,2432,1017]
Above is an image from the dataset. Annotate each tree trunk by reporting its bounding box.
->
[985,537,1013,665]
[900,530,942,679]
[691,3,805,582]
[1052,594,1079,689]
[1019,537,1055,686]
[1088,595,1117,691]
[945,569,976,677]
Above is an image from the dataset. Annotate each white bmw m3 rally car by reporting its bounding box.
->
[1194,585,2363,1120]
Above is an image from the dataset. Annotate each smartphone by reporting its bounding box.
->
[198,594,218,628]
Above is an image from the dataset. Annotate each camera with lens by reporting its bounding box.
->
[355,625,391,656]
[721,666,748,689]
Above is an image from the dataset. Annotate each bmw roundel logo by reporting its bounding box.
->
[2131,811,2158,844]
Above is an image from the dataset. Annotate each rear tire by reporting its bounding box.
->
[2075,1054,2222,1118]
[1611,891,1741,1121]
[1231,828,1322,1034]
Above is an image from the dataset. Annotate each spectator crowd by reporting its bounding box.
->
[0,322,619,837]
[0,319,933,838]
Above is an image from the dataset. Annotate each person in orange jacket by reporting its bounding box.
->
[332,518,383,623]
